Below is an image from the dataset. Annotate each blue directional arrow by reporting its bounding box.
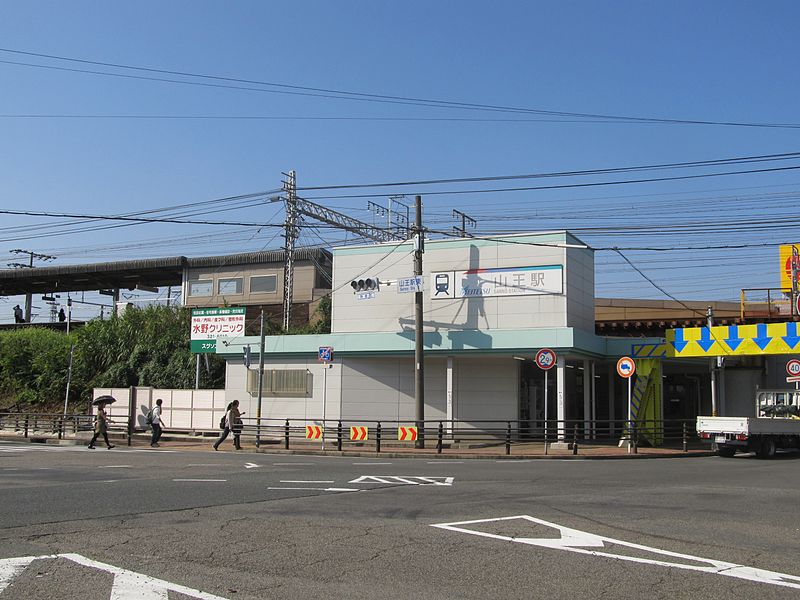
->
[724,325,744,351]
[753,323,773,351]
[670,329,688,352]
[782,322,800,349]
[696,327,715,352]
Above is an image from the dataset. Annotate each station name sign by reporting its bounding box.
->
[430,265,563,299]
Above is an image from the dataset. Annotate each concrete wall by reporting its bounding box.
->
[92,387,227,431]
[223,354,519,431]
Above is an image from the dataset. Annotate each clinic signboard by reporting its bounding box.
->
[430,265,563,299]
[190,307,246,353]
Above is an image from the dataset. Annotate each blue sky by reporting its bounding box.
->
[2,1,800,322]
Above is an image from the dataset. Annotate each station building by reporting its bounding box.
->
[217,231,678,439]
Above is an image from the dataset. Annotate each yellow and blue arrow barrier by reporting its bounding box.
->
[666,322,800,357]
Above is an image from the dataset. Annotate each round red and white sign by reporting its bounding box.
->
[787,359,800,376]
[616,356,636,378]
[535,348,556,370]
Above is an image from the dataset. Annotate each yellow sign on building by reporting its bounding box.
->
[666,322,800,357]
[779,244,800,289]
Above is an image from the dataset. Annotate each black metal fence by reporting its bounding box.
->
[236,417,697,455]
[0,412,698,455]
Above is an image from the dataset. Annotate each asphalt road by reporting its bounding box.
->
[0,441,799,599]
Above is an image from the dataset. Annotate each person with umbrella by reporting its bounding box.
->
[88,396,116,450]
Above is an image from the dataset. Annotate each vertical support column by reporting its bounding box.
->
[583,360,591,440]
[446,356,454,434]
[608,366,615,437]
[556,355,566,441]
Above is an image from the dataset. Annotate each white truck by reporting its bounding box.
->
[696,389,800,458]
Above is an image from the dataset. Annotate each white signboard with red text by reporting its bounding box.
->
[191,307,246,353]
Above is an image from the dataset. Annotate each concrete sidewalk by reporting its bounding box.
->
[0,430,715,459]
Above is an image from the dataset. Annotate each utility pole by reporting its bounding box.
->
[8,249,56,322]
[256,309,266,448]
[282,171,298,331]
[707,306,717,417]
[452,209,476,238]
[414,195,425,449]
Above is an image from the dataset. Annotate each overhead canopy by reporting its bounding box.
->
[0,249,331,296]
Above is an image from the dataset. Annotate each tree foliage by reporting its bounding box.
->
[0,306,224,412]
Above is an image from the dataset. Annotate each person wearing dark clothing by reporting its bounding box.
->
[88,404,115,449]
[13,305,23,323]
[150,398,164,447]
[58,308,66,322]
[213,400,245,450]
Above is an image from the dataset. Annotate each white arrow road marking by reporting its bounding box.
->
[0,553,228,599]
[243,462,260,469]
[0,555,52,593]
[431,515,800,591]
[350,475,454,486]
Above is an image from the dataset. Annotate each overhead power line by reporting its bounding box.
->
[2,47,800,129]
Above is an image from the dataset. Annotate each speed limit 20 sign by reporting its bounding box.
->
[535,348,556,370]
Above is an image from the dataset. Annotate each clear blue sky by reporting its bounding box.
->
[2,1,800,322]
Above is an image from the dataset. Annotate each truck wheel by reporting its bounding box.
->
[717,445,736,458]
[756,438,777,459]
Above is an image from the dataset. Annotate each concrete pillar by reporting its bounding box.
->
[583,360,591,439]
[446,356,454,434]
[557,354,566,441]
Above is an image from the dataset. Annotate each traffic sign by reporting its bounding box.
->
[306,425,323,439]
[535,348,556,370]
[787,375,800,383]
[398,426,418,441]
[318,346,333,363]
[787,359,800,376]
[350,426,369,441]
[616,357,636,378]
[398,276,423,294]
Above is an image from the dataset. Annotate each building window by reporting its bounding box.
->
[218,278,243,295]
[250,274,277,294]
[188,280,213,297]
[247,369,309,396]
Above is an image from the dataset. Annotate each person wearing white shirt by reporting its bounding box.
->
[150,398,164,447]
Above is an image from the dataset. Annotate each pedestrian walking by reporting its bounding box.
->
[213,400,245,450]
[13,305,23,323]
[88,402,115,450]
[148,398,164,447]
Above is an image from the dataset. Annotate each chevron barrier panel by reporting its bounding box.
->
[398,426,418,441]
[305,425,323,439]
[350,426,368,441]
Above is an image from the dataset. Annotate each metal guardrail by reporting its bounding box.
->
[235,417,697,455]
[0,412,134,445]
[0,412,697,455]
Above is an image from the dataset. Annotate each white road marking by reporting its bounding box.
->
[273,462,315,465]
[279,480,334,484]
[98,465,133,469]
[267,486,358,492]
[431,515,800,591]
[350,475,454,486]
[352,462,392,465]
[427,461,463,464]
[100,480,119,483]
[172,479,227,482]
[0,553,228,599]
[244,462,260,469]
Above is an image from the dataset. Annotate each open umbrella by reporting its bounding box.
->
[92,395,116,406]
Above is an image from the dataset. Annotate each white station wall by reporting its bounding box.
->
[331,234,595,334]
